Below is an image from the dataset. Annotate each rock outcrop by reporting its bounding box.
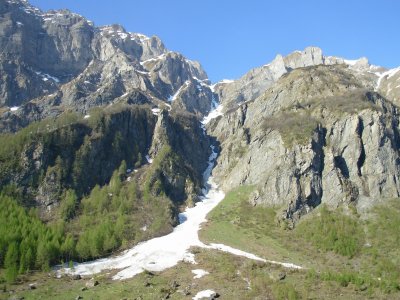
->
[209,64,400,223]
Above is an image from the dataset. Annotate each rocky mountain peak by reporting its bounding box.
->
[283,46,324,69]
[0,0,217,131]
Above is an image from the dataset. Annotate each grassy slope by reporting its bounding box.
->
[199,186,400,299]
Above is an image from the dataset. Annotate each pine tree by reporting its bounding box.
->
[60,189,78,221]
[4,242,19,283]
[118,160,127,179]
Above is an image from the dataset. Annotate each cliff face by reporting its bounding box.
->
[0,0,215,132]
[209,63,400,224]
[0,105,211,218]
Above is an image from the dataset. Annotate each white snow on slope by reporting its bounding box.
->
[192,269,209,279]
[375,67,400,90]
[201,95,223,125]
[201,104,223,125]
[59,146,302,280]
[145,155,153,164]
[220,79,234,84]
[140,53,167,66]
[210,79,235,93]
[60,146,223,280]
[10,106,19,112]
[151,108,161,116]
[169,81,190,102]
[193,289,217,300]
[35,71,60,83]
[207,244,265,262]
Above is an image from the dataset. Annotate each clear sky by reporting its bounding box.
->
[30,0,400,83]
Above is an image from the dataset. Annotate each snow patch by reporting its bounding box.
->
[10,106,19,112]
[84,115,90,119]
[207,244,265,262]
[117,32,128,39]
[135,70,149,75]
[16,21,23,26]
[375,67,400,90]
[210,79,234,92]
[151,108,161,116]
[201,105,223,125]
[169,81,190,102]
[192,269,209,279]
[58,145,302,280]
[202,95,223,125]
[131,33,150,42]
[59,146,224,280]
[193,290,217,300]
[35,71,60,83]
[220,79,234,84]
[140,53,167,66]
[145,155,153,164]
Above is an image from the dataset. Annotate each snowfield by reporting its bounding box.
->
[59,145,302,280]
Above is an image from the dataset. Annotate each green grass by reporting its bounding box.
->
[200,186,400,298]
[295,205,364,258]
[262,111,319,148]
[200,186,304,264]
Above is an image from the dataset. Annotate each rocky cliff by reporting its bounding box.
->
[208,52,400,224]
[0,0,215,132]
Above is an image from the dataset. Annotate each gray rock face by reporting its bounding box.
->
[283,47,324,69]
[209,64,400,222]
[214,45,400,115]
[0,0,216,132]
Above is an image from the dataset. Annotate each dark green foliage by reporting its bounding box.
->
[0,105,197,280]
[0,194,68,282]
[295,205,364,257]
[72,158,175,260]
[0,105,155,201]
[143,145,194,205]
[4,242,18,283]
[60,190,78,221]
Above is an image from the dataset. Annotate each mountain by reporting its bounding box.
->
[209,47,400,225]
[0,0,215,132]
[1,0,400,298]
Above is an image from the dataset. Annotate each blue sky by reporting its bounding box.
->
[30,0,400,83]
